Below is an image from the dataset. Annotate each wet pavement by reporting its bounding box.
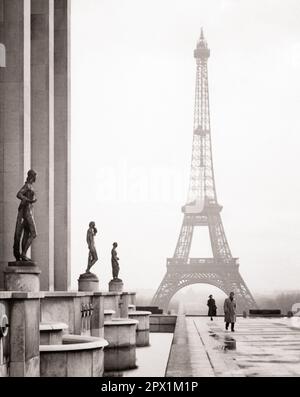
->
[167,316,300,377]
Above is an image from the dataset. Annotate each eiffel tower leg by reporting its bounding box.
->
[223,272,258,313]
[208,213,232,260]
[152,272,176,312]
[173,218,194,259]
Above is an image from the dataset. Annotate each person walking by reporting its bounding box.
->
[207,295,217,321]
[224,292,237,332]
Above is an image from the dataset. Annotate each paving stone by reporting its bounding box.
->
[168,316,300,377]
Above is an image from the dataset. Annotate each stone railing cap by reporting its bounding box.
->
[40,322,69,331]
[42,290,137,298]
[97,291,122,296]
[4,267,41,274]
[104,318,139,326]
[12,292,45,299]
[0,292,13,299]
[150,314,178,318]
[40,334,108,352]
[129,311,152,316]
[43,291,95,297]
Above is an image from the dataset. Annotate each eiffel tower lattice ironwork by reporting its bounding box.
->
[152,30,258,313]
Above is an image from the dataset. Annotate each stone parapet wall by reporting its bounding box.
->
[150,314,177,333]
[1,289,137,377]
[0,292,44,377]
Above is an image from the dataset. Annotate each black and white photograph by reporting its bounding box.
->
[1,0,300,385]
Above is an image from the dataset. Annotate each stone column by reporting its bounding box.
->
[53,0,71,290]
[30,0,55,291]
[0,0,31,288]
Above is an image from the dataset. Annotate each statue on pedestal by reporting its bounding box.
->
[13,169,38,262]
[78,221,99,292]
[111,242,120,280]
[108,242,123,292]
[86,221,98,273]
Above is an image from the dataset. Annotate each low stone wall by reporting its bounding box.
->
[249,309,283,317]
[40,322,68,345]
[41,292,105,338]
[1,290,137,377]
[104,310,115,321]
[41,291,135,339]
[40,334,108,377]
[150,315,177,333]
[41,292,93,335]
[136,306,163,314]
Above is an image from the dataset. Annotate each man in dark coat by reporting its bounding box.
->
[207,294,217,321]
[224,292,237,332]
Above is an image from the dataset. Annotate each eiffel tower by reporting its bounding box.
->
[152,30,258,313]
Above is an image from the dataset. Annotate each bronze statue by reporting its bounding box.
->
[111,242,120,279]
[13,169,38,262]
[86,221,98,273]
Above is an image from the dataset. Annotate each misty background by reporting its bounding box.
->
[70,0,300,308]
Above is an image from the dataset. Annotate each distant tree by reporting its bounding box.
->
[256,291,300,315]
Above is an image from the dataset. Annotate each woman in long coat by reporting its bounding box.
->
[207,295,217,321]
[223,292,237,332]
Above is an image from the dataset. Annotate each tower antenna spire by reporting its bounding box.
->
[200,27,204,40]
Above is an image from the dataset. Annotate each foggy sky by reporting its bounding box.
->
[71,0,300,295]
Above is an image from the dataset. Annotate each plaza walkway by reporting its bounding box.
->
[166,315,300,377]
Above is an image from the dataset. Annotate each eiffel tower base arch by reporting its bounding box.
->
[152,264,258,314]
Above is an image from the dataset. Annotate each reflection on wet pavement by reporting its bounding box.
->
[182,316,300,376]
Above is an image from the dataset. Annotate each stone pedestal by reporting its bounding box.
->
[109,278,123,292]
[78,272,99,292]
[4,262,41,292]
